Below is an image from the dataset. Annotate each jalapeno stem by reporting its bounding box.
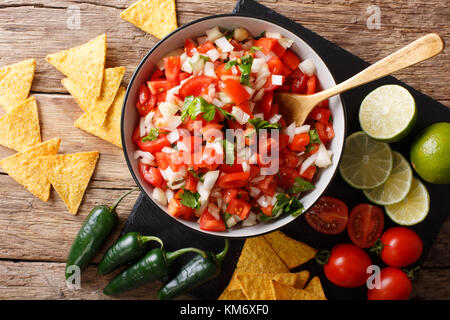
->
[138,235,164,248]
[110,188,139,212]
[215,239,229,263]
[166,247,207,264]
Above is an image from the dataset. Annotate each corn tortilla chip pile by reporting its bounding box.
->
[219,231,326,300]
[47,34,125,148]
[120,0,178,39]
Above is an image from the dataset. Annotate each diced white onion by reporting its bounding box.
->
[269,114,282,124]
[278,37,294,49]
[215,37,234,53]
[299,58,316,76]
[231,106,250,125]
[253,113,264,119]
[242,161,250,172]
[139,117,146,137]
[253,89,265,102]
[159,102,179,119]
[248,101,255,112]
[242,39,254,51]
[218,92,233,104]
[153,187,168,206]
[265,31,282,39]
[166,85,181,104]
[242,212,258,226]
[233,27,250,42]
[251,175,265,184]
[257,195,272,208]
[244,86,255,97]
[206,48,221,62]
[165,189,175,202]
[181,58,193,73]
[203,61,217,78]
[167,130,180,144]
[295,124,311,135]
[315,143,333,168]
[300,153,318,174]
[225,214,241,228]
[160,166,187,190]
[161,147,175,154]
[206,26,223,42]
[285,122,296,144]
[251,58,265,73]
[208,203,221,220]
[271,74,283,86]
[249,187,261,198]
[134,150,155,165]
[205,140,224,155]
[197,171,220,213]
[212,98,225,108]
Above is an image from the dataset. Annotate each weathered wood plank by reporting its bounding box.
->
[0,260,191,299]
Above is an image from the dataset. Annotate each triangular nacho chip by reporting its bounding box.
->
[0,138,61,201]
[218,285,247,300]
[293,270,310,289]
[236,272,299,300]
[0,96,41,152]
[120,0,178,39]
[41,151,99,215]
[0,59,36,112]
[46,34,106,99]
[62,66,125,125]
[271,281,319,300]
[304,276,327,300]
[73,86,125,148]
[264,231,317,269]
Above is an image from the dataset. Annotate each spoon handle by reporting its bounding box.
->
[312,33,444,102]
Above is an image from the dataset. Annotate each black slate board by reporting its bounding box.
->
[122,0,450,300]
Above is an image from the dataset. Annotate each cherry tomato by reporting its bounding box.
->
[227,198,252,220]
[220,79,250,105]
[138,163,166,188]
[179,75,216,98]
[324,243,372,288]
[168,198,194,220]
[216,172,250,189]
[347,204,384,248]
[288,133,310,152]
[199,209,226,231]
[379,227,423,267]
[164,56,181,82]
[367,267,412,300]
[137,136,171,153]
[305,196,349,235]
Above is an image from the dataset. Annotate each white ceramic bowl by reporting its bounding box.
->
[121,14,346,238]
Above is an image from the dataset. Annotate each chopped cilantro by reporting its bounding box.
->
[248,118,281,132]
[286,177,315,194]
[180,188,201,209]
[141,128,161,142]
[250,46,261,53]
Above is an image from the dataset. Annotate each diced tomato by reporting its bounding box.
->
[315,121,334,144]
[155,152,184,171]
[306,75,317,94]
[267,57,284,75]
[199,209,226,231]
[139,84,151,105]
[138,163,166,188]
[150,68,165,81]
[317,99,329,108]
[227,198,252,220]
[216,63,241,78]
[260,91,273,120]
[278,167,295,189]
[220,79,250,105]
[179,76,216,98]
[223,188,239,205]
[156,92,167,103]
[178,72,191,82]
[289,133,310,152]
[164,56,181,82]
[199,147,222,171]
[310,107,331,125]
[281,150,300,168]
[147,80,177,95]
[291,70,309,94]
[279,133,290,151]
[271,41,286,58]
[282,50,301,70]
[220,163,244,174]
[260,205,273,217]
[132,127,142,144]
[269,103,279,119]
[299,165,317,182]
[263,76,281,92]
[229,39,243,51]
[217,172,251,189]
[256,175,276,196]
[236,101,253,118]
[168,198,194,220]
[325,122,335,141]
[255,37,285,56]
[185,172,198,192]
[226,118,245,130]
[184,38,197,57]
[198,40,215,54]
[306,143,320,156]
[137,136,171,153]
[249,165,260,181]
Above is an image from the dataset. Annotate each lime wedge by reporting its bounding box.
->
[359,85,416,142]
[339,131,393,189]
[363,151,413,205]
[385,177,430,225]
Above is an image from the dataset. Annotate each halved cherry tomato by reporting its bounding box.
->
[281,49,301,70]
[267,57,284,75]
[168,198,194,220]
[216,172,250,189]
[379,227,423,267]
[288,133,310,152]
[199,209,226,231]
[324,243,372,288]
[220,79,250,105]
[347,204,384,248]
[164,56,181,82]
[138,163,166,188]
[227,198,252,220]
[147,80,177,95]
[137,135,171,153]
[305,196,348,235]
[179,76,216,98]
[367,267,412,300]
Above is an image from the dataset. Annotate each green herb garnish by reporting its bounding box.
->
[225,59,238,70]
[250,46,261,53]
[308,129,321,144]
[238,54,254,85]
[188,168,205,182]
[181,96,232,122]
[255,31,266,40]
[260,193,304,221]
[141,128,164,142]
[286,177,315,194]
[180,188,201,209]
[248,118,281,132]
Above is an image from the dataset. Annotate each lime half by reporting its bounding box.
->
[363,151,413,205]
[385,177,430,225]
[339,131,393,189]
[359,85,416,142]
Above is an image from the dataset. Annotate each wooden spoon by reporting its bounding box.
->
[275,33,444,126]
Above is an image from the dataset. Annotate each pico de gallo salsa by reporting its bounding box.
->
[133,26,335,232]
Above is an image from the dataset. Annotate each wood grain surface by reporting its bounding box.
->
[0,0,448,300]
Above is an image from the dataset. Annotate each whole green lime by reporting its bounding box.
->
[410,122,450,184]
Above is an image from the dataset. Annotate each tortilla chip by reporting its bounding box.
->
[120,0,178,39]
[73,86,124,148]
[271,281,319,300]
[0,96,41,152]
[0,138,61,201]
[264,231,317,269]
[62,66,125,125]
[304,276,327,300]
[293,270,310,289]
[40,151,99,215]
[46,34,106,99]
[0,59,36,112]
[218,285,247,300]
[237,272,299,300]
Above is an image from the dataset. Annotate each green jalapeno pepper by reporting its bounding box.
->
[157,239,229,300]
[65,188,138,280]
[98,232,163,275]
[103,243,207,296]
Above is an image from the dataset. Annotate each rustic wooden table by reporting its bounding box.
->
[0,0,448,300]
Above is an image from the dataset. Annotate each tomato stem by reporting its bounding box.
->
[315,250,330,265]
[369,239,387,255]
[403,266,421,281]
